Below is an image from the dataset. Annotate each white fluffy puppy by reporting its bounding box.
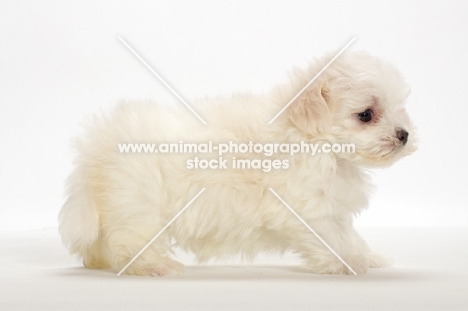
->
[59,51,416,276]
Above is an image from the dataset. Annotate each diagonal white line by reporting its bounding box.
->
[117,188,206,276]
[118,36,207,125]
[268,37,356,124]
[268,188,357,275]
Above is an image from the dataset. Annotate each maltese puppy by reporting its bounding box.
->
[59,51,415,276]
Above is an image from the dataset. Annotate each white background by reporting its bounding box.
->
[1,0,467,230]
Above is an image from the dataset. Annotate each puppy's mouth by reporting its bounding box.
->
[375,127,415,157]
[341,127,417,167]
[381,139,406,154]
[359,138,412,166]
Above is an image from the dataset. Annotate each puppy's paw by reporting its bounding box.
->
[341,255,368,275]
[143,261,185,277]
[366,253,392,268]
[125,257,185,276]
[304,254,368,275]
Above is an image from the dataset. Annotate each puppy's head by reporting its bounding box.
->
[289,51,416,167]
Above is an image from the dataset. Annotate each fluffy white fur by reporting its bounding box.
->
[59,52,416,276]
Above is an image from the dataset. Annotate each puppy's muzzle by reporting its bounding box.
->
[396,128,409,145]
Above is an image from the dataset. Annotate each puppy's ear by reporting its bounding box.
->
[289,82,331,135]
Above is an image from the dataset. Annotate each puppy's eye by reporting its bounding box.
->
[358,109,373,122]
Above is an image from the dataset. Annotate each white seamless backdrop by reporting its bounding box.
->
[0,0,467,230]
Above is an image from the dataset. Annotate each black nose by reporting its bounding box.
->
[396,129,409,145]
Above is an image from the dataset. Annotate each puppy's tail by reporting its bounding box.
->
[58,167,100,259]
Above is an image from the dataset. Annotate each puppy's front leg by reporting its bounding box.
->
[287,218,369,275]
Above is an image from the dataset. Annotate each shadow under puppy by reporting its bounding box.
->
[59,51,416,276]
